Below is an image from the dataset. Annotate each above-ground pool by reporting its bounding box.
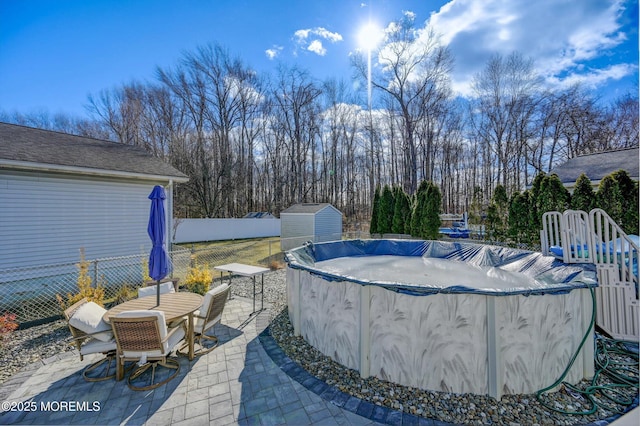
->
[285,239,598,399]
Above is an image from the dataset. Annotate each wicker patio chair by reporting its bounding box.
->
[180,283,230,356]
[64,298,117,382]
[110,310,185,391]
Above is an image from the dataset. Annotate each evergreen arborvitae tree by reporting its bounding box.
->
[369,186,381,235]
[596,174,624,229]
[488,184,509,241]
[570,173,595,212]
[410,180,430,237]
[377,185,395,234]
[508,191,530,244]
[391,186,411,234]
[611,170,639,235]
[538,173,570,214]
[422,182,442,240]
[628,180,640,235]
[486,203,500,241]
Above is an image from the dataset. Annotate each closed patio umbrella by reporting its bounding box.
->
[148,185,171,306]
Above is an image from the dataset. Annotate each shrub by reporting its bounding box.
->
[571,173,595,212]
[0,312,18,345]
[56,247,105,310]
[141,256,152,283]
[184,263,213,296]
[114,284,136,304]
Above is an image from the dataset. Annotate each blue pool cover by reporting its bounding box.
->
[285,239,599,297]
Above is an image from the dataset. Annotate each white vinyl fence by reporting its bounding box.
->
[173,218,280,244]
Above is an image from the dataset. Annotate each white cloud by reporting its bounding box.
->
[294,26,343,56]
[265,45,283,60]
[547,63,639,90]
[403,10,416,21]
[424,0,635,97]
[315,27,343,43]
[294,29,310,40]
[307,40,327,56]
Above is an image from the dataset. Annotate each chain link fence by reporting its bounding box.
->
[0,237,288,326]
[0,232,538,327]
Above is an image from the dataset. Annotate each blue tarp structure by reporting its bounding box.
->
[285,239,598,297]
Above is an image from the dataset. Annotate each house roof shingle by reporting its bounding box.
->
[0,122,188,181]
[551,147,639,185]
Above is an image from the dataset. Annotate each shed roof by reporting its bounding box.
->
[0,122,189,182]
[551,147,639,185]
[281,203,341,215]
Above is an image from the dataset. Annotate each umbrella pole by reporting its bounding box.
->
[156,280,160,307]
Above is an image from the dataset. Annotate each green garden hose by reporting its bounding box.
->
[535,287,639,416]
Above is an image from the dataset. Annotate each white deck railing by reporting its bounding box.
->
[541,208,639,342]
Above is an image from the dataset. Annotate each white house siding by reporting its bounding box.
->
[314,206,342,243]
[1,170,159,269]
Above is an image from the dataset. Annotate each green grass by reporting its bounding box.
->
[172,237,285,281]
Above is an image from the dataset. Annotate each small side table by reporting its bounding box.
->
[214,263,270,314]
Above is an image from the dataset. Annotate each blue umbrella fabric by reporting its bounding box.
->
[148,185,171,306]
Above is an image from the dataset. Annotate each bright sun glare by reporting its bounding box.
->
[358,22,383,51]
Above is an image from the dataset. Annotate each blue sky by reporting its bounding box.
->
[1,0,637,117]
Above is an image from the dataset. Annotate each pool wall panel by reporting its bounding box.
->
[298,273,360,370]
[369,287,489,394]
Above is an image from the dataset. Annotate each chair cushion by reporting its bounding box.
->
[138,282,175,298]
[194,284,229,333]
[69,301,113,342]
[80,338,117,356]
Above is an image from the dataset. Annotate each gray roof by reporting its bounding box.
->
[243,212,275,218]
[551,147,639,185]
[281,203,341,214]
[0,122,188,181]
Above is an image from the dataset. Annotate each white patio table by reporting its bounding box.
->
[214,263,269,315]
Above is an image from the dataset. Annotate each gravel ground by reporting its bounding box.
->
[1,268,637,426]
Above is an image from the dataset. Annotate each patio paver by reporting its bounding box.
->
[0,296,382,425]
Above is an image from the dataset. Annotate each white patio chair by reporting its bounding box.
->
[64,298,117,382]
[181,283,230,356]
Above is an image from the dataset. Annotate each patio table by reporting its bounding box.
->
[103,292,203,379]
[214,263,269,315]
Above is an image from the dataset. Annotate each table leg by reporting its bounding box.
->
[252,275,256,313]
[116,352,124,381]
[188,313,195,361]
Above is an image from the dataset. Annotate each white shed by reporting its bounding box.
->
[280,203,342,251]
[0,122,189,270]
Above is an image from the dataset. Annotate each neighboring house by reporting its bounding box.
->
[280,203,342,251]
[243,212,276,219]
[0,122,189,270]
[550,147,639,192]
